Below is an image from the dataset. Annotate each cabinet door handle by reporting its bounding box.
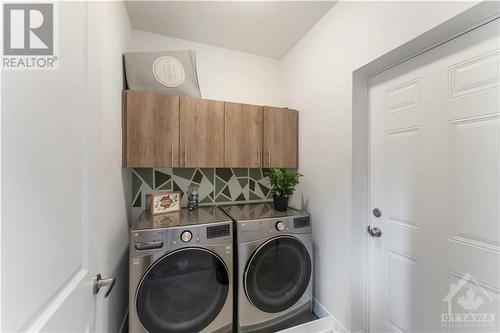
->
[184,145,187,167]
[257,149,260,167]
[268,149,271,166]
[171,144,174,166]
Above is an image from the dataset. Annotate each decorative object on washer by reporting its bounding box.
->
[124,50,201,97]
[266,168,303,211]
[147,191,181,215]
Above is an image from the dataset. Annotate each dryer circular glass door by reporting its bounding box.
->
[136,248,229,333]
[244,236,312,313]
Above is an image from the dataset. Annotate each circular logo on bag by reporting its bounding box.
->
[152,56,185,87]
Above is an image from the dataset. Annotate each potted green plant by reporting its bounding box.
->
[266,168,303,212]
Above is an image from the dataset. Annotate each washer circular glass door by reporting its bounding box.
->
[136,248,229,333]
[244,236,312,313]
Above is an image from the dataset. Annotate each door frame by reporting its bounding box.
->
[351,2,500,332]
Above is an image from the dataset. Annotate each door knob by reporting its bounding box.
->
[367,225,382,237]
[93,274,115,298]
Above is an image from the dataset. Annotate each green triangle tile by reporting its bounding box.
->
[154,170,171,188]
[235,193,246,201]
[200,168,214,185]
[200,196,213,204]
[133,191,142,207]
[208,191,214,200]
[134,168,154,189]
[238,178,248,188]
[233,168,248,177]
[261,168,270,177]
[249,168,262,181]
[216,168,233,182]
[215,193,231,202]
[192,169,203,184]
[158,180,171,190]
[173,168,196,180]
[132,172,142,198]
[249,191,261,200]
[173,181,184,197]
[249,179,255,192]
[221,185,231,198]
[216,177,226,196]
[257,183,270,197]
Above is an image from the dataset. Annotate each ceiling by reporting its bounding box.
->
[125,1,335,59]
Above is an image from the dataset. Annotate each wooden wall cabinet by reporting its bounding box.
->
[122,91,298,168]
[179,96,225,167]
[122,91,179,167]
[224,102,263,167]
[263,106,299,168]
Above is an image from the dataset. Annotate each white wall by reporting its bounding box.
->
[87,1,132,332]
[281,1,477,331]
[128,29,283,106]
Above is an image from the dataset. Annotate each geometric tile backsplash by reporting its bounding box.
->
[132,168,273,217]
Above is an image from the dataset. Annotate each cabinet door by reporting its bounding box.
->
[180,96,224,167]
[123,91,179,167]
[224,102,263,167]
[263,107,298,168]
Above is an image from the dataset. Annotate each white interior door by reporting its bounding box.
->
[1,2,106,331]
[369,19,499,333]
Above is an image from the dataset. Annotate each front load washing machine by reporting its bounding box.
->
[221,203,313,333]
[129,207,233,333]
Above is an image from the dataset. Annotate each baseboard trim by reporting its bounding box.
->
[312,298,331,318]
[313,298,349,333]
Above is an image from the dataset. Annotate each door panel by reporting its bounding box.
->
[244,237,311,313]
[224,102,263,167]
[2,2,97,331]
[263,107,298,168]
[136,248,229,333]
[370,19,499,333]
[180,96,224,167]
[123,91,179,167]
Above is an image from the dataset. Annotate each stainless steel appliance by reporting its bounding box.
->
[220,203,313,333]
[129,207,233,333]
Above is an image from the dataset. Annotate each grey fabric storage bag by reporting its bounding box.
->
[124,50,201,97]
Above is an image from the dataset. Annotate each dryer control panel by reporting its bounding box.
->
[130,221,233,256]
[237,215,311,243]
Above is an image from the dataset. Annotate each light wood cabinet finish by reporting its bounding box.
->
[224,102,263,167]
[123,91,179,167]
[263,106,299,168]
[179,96,224,167]
[123,91,299,168]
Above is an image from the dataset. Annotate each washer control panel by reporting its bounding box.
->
[237,214,311,242]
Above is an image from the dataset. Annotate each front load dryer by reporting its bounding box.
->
[221,203,313,333]
[129,207,233,333]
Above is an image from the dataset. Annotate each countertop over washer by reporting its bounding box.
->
[132,206,231,231]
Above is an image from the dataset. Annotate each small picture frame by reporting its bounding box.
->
[147,191,181,215]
